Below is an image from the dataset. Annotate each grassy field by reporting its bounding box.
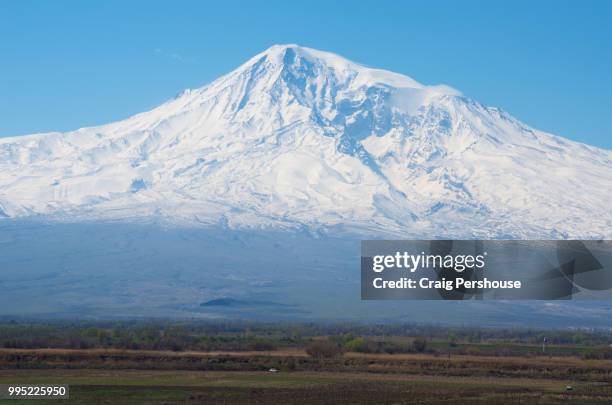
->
[1,369,611,404]
[0,349,611,404]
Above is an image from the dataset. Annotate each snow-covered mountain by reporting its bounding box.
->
[0,44,610,238]
[1,45,611,323]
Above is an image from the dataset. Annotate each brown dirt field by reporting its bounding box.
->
[1,347,610,368]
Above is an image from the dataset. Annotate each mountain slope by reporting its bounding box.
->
[0,44,610,238]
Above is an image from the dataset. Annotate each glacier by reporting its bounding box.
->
[0,45,611,324]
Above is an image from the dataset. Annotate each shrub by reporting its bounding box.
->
[345,337,369,352]
[412,338,427,353]
[249,338,276,351]
[306,339,343,359]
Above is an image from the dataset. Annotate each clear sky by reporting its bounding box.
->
[1,0,611,149]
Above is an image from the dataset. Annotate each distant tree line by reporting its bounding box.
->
[0,319,609,357]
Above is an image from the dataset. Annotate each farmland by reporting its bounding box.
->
[1,349,611,404]
[0,321,610,403]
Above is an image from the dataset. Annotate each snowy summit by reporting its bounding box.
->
[0,44,610,238]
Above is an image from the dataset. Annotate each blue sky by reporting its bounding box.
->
[1,0,611,149]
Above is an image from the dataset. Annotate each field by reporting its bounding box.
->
[0,348,611,404]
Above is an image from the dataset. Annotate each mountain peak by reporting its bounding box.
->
[256,43,343,64]
[239,44,426,91]
[261,43,303,56]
